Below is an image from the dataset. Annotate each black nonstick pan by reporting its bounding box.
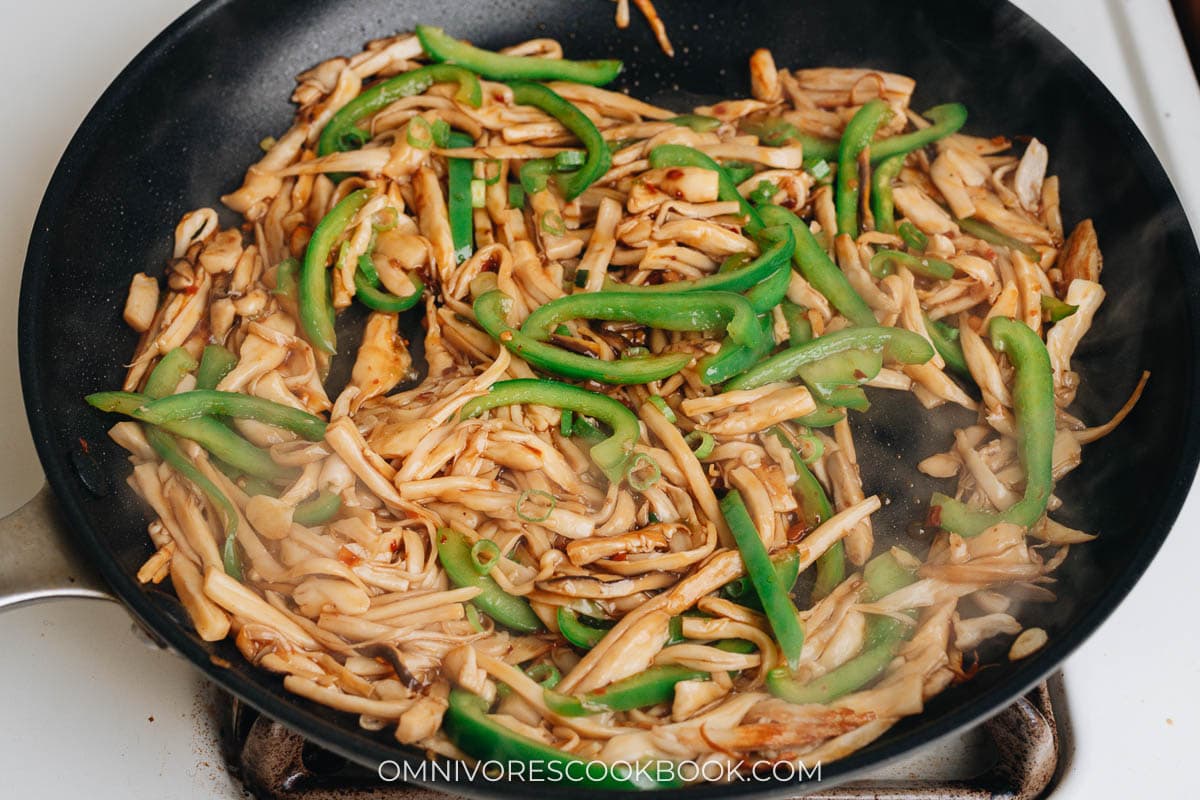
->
[8,0,1200,796]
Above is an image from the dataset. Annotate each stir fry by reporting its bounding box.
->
[90,28,1145,786]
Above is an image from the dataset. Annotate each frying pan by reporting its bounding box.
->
[4,0,1199,795]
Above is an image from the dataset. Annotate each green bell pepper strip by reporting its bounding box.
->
[143,348,197,397]
[720,490,805,670]
[747,104,966,168]
[301,189,371,354]
[129,390,328,442]
[416,26,622,86]
[603,224,794,297]
[437,528,543,633]
[85,391,297,482]
[195,345,238,391]
[721,549,800,609]
[771,428,841,600]
[767,550,916,704]
[869,249,955,281]
[699,313,773,386]
[648,144,764,233]
[444,690,676,789]
[352,268,424,312]
[836,100,893,238]
[141,352,242,579]
[898,221,929,251]
[293,491,342,526]
[522,290,761,347]
[868,103,968,163]
[924,315,972,381]
[447,130,475,264]
[748,179,779,207]
[740,118,840,164]
[742,257,793,314]
[272,256,300,304]
[544,664,707,716]
[475,291,692,386]
[796,405,846,428]
[759,204,877,327]
[668,113,722,132]
[723,160,756,185]
[726,325,934,391]
[557,607,611,649]
[317,64,481,156]
[1041,294,1078,323]
[796,349,883,410]
[930,317,1055,536]
[508,82,610,199]
[519,158,556,194]
[782,301,813,346]
[870,154,905,234]
[957,217,1041,261]
[461,378,640,483]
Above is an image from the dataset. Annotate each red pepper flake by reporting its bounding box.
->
[183,283,200,295]
[927,504,943,528]
[499,331,514,343]
[78,437,90,454]
[610,552,627,562]
[337,546,362,567]
[665,168,684,180]
[389,539,401,554]
[853,369,867,380]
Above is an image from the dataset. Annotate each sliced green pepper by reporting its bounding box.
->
[437,528,542,633]
[668,113,722,132]
[869,249,955,281]
[957,217,1041,261]
[836,99,892,238]
[930,317,1054,536]
[766,550,917,704]
[740,118,840,164]
[759,204,877,327]
[898,220,929,251]
[446,130,476,264]
[869,103,968,163]
[924,315,972,381]
[317,64,482,156]
[721,548,800,609]
[141,351,241,579]
[772,428,841,599]
[195,345,238,391]
[544,664,707,716]
[797,349,883,410]
[85,391,296,481]
[301,189,371,354]
[509,82,610,199]
[648,144,764,233]
[700,313,773,386]
[293,490,342,526]
[781,301,813,346]
[444,691,676,789]
[475,291,692,386]
[871,154,905,234]
[720,490,805,670]
[604,224,794,298]
[416,26,622,86]
[126,390,327,442]
[556,607,611,649]
[1041,294,1078,323]
[725,326,934,392]
[353,267,424,312]
[461,379,640,483]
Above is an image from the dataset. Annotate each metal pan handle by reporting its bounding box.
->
[0,484,115,610]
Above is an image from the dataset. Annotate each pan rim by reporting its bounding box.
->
[18,0,1200,796]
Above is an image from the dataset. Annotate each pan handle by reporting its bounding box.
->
[0,484,115,610]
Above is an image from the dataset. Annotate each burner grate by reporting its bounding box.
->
[219,677,1064,800]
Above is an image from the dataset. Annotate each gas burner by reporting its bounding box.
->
[218,677,1064,800]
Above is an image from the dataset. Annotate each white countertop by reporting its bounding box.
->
[2,1,1198,797]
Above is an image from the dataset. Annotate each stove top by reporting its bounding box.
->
[216,679,1065,799]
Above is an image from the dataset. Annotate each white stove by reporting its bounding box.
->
[2,1,1198,797]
